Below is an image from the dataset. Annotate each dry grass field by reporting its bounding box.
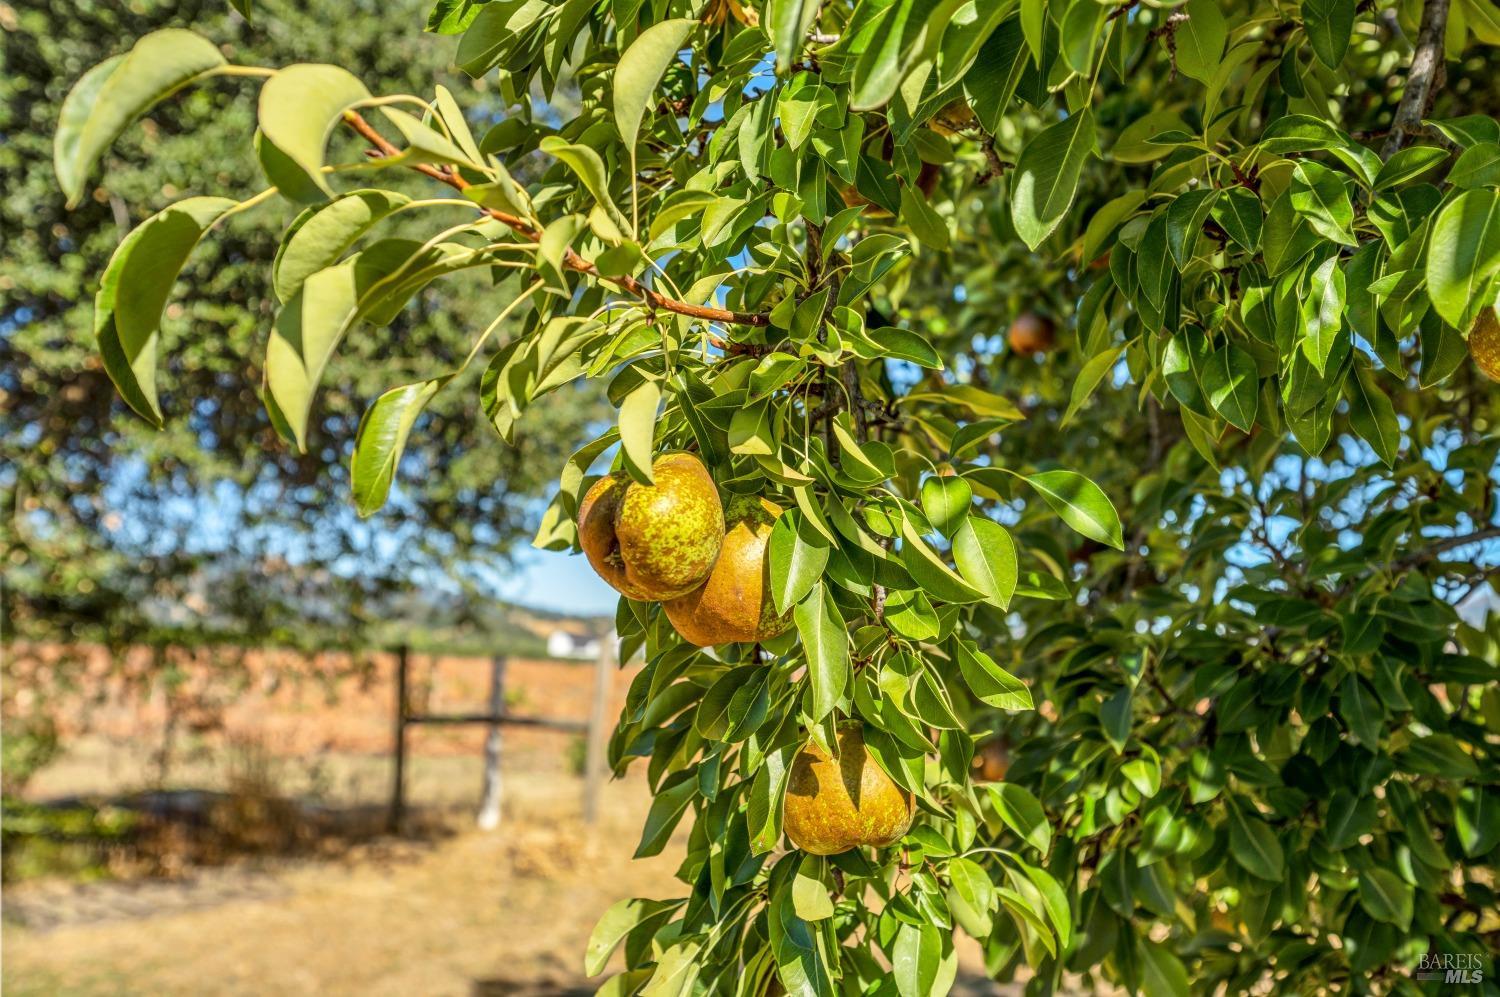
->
[2,647,1012,995]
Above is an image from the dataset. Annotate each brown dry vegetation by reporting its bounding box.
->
[2,646,1010,995]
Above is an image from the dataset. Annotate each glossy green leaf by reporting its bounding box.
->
[1357,868,1414,930]
[539,136,633,235]
[55,30,226,208]
[1427,189,1500,327]
[769,513,829,615]
[796,582,849,723]
[951,517,1017,610]
[955,643,1032,711]
[273,189,411,302]
[1226,799,1284,880]
[1011,111,1095,250]
[258,64,372,196]
[614,19,696,152]
[1176,0,1228,82]
[921,475,972,538]
[618,379,661,484]
[94,196,238,426]
[1302,0,1354,68]
[985,782,1051,855]
[1023,470,1124,549]
[585,899,678,976]
[351,376,448,516]
[1202,343,1258,433]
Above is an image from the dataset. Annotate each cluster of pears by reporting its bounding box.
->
[578,454,916,855]
[578,452,792,646]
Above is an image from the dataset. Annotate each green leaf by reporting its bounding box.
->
[770,0,819,73]
[1345,365,1400,467]
[792,857,835,921]
[256,129,326,205]
[921,475,972,539]
[1176,0,1228,82]
[748,745,794,855]
[539,136,634,236]
[769,513,829,615]
[1456,787,1500,857]
[1063,346,1124,427]
[1302,0,1355,68]
[985,782,1051,855]
[1300,255,1347,375]
[1261,113,1350,153]
[585,898,678,976]
[1166,189,1218,269]
[869,327,944,369]
[1011,111,1095,251]
[55,30,226,208]
[951,517,1018,610]
[898,516,988,603]
[618,379,661,484]
[1140,941,1190,997]
[378,106,488,171]
[634,775,696,858]
[901,186,950,250]
[893,922,946,997]
[273,189,411,302]
[93,196,238,426]
[1426,189,1500,328]
[1324,789,1376,849]
[1023,470,1124,549]
[955,643,1033,711]
[1357,868,1414,930]
[268,239,487,451]
[1100,687,1131,753]
[1121,754,1161,798]
[614,19,696,153]
[947,856,996,937]
[1202,343,1259,433]
[1226,799,1284,880]
[1289,161,1355,245]
[1373,145,1450,191]
[258,64,372,197]
[1211,187,1263,252]
[1448,141,1500,189]
[796,582,849,723]
[351,377,448,516]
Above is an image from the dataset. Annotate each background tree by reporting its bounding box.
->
[2,0,603,649]
[42,0,1500,993]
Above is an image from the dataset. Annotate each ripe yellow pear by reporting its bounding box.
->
[1007,313,1055,357]
[783,725,915,855]
[662,496,792,646]
[577,453,724,601]
[1471,307,1500,381]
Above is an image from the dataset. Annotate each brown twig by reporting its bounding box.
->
[1395,525,1500,570]
[1381,0,1451,158]
[342,110,769,327]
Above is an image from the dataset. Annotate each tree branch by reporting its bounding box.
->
[1396,525,1500,569]
[341,110,769,327]
[1381,0,1451,158]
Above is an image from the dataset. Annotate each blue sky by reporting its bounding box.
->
[495,545,620,616]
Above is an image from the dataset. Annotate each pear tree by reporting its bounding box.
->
[54,0,1500,992]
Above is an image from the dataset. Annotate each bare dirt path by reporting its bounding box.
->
[3,772,681,996]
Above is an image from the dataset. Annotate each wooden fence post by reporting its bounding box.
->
[389,644,409,834]
[476,654,508,830]
[582,633,614,823]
